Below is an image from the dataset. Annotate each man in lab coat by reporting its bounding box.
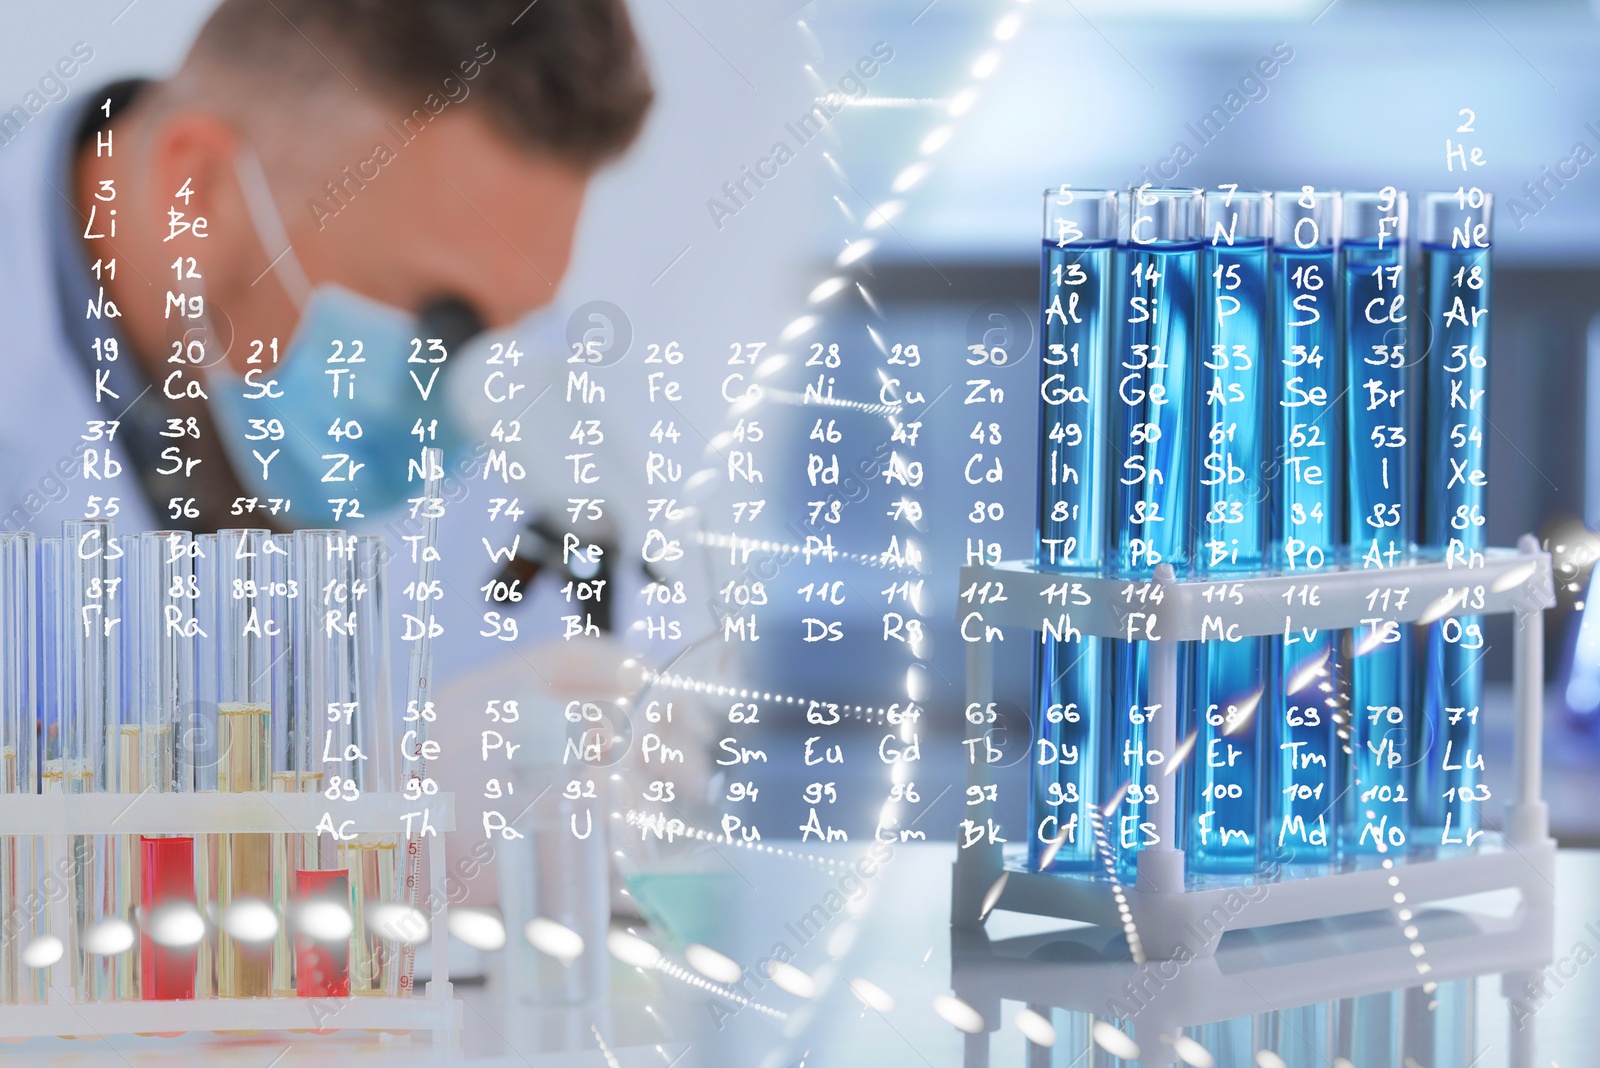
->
[0,0,660,936]
[0,0,651,535]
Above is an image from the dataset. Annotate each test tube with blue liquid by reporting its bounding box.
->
[1109,187,1200,879]
[1030,187,1115,873]
[1265,190,1343,867]
[1188,189,1270,874]
[1416,191,1492,841]
[1259,1004,1333,1068]
[1335,991,1399,1066]
[1340,191,1413,857]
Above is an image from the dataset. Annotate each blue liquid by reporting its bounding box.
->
[1189,239,1268,873]
[1268,246,1342,566]
[1109,241,1199,879]
[1416,241,1491,838]
[1402,980,1472,1065]
[1401,978,1472,1061]
[1265,245,1341,867]
[1113,242,1200,574]
[1030,240,1113,873]
[1193,1019,1254,1066]
[1341,238,1412,856]
[1045,1010,1093,1064]
[1262,1004,1332,1068]
[1037,241,1114,571]
[1336,992,1398,1066]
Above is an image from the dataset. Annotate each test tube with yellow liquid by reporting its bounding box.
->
[215,529,290,997]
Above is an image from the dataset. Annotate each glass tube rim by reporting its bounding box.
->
[1272,190,1342,249]
[1203,189,1272,242]
[1420,189,1494,244]
[1203,188,1271,202]
[1041,186,1118,199]
[1043,187,1118,243]
[1343,190,1409,242]
[1272,188,1342,204]
[1127,185,1203,205]
[1126,186,1201,244]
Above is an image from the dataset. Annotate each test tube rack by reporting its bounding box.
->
[0,790,460,1043]
[950,892,1554,1068]
[951,536,1556,960]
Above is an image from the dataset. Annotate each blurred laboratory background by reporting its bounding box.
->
[4,2,1600,1065]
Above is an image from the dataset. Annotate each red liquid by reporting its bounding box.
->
[140,836,197,1000]
[296,869,351,997]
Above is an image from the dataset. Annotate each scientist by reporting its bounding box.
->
[0,0,664,925]
[0,0,652,534]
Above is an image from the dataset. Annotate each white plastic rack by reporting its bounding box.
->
[0,790,460,1044]
[951,537,1556,960]
[951,893,1554,1068]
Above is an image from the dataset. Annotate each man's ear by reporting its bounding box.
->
[148,111,240,212]
[145,111,248,263]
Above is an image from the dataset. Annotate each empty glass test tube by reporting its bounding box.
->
[33,536,64,1002]
[60,519,121,1001]
[114,532,142,1001]
[0,533,39,1005]
[397,449,444,996]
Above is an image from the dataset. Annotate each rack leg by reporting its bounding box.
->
[953,638,1002,928]
[1501,969,1538,1068]
[963,1029,990,1068]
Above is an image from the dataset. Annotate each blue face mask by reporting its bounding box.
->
[207,152,466,523]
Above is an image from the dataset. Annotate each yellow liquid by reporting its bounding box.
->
[115,726,141,1000]
[217,705,269,793]
[270,771,298,995]
[45,760,99,1001]
[216,706,271,997]
[340,837,399,994]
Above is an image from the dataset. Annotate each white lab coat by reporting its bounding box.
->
[0,101,155,536]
